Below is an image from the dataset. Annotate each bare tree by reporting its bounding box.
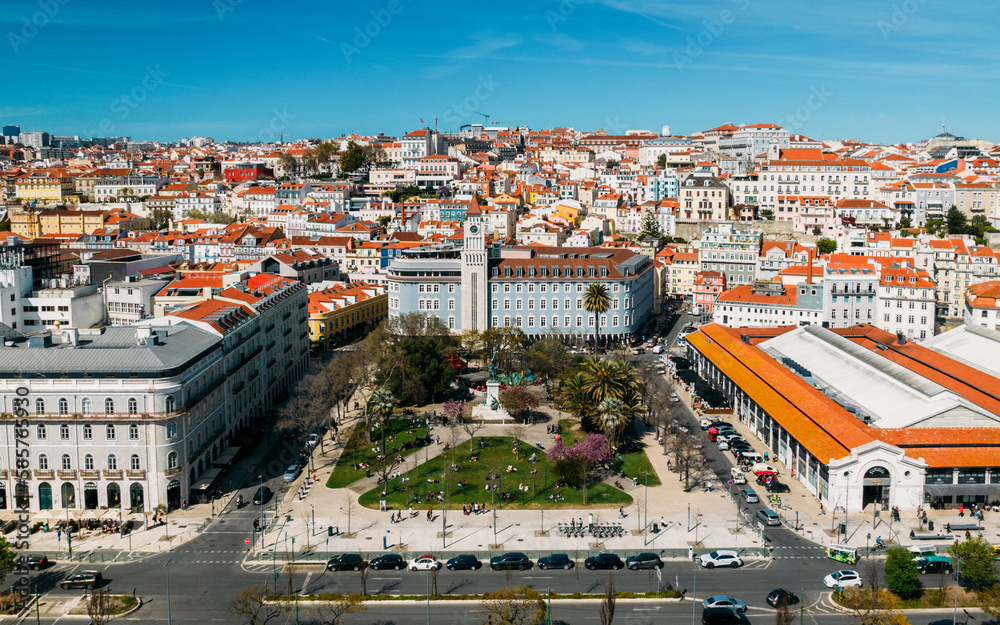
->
[308,593,366,625]
[461,416,486,452]
[372,451,404,500]
[667,431,702,490]
[504,425,527,445]
[87,587,116,625]
[356,562,372,596]
[775,603,795,625]
[278,374,332,446]
[343,493,356,537]
[479,585,546,625]
[229,586,289,625]
[447,424,463,466]
[600,573,616,625]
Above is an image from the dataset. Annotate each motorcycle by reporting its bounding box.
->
[236,495,244,508]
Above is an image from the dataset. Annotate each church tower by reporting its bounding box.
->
[461,196,489,333]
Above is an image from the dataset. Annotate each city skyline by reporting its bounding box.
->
[2,0,998,143]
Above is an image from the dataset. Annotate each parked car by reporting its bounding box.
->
[699,550,744,569]
[59,571,103,589]
[703,595,747,613]
[823,570,862,588]
[702,607,750,625]
[585,553,624,570]
[446,554,482,571]
[490,553,533,571]
[326,554,366,571]
[669,392,679,402]
[742,489,759,503]
[625,553,664,570]
[252,486,272,506]
[717,440,730,451]
[409,555,441,571]
[537,553,574,570]
[369,554,406,571]
[307,433,319,447]
[915,556,953,575]
[20,555,49,570]
[282,464,301,482]
[699,418,713,430]
[908,545,937,556]
[756,509,781,527]
[766,589,799,608]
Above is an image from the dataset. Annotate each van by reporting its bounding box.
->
[730,468,746,484]
[652,345,664,354]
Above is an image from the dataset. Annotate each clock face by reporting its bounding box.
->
[469,225,479,235]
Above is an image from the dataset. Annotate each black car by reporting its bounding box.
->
[326,554,366,571]
[537,553,574,570]
[20,555,49,570]
[585,553,624,571]
[490,552,532,571]
[252,486,272,506]
[915,556,953,575]
[369,554,405,571]
[60,571,103,590]
[766,588,799,608]
[702,607,750,625]
[446,554,482,571]
[626,553,664,570]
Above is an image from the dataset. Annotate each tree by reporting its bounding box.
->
[150,208,173,230]
[479,326,529,374]
[667,430,702,490]
[479,585,545,625]
[339,141,367,173]
[363,144,386,169]
[970,214,996,238]
[499,386,540,424]
[899,216,912,230]
[839,561,909,625]
[367,388,395,450]
[657,154,667,168]
[314,141,339,167]
[309,593,366,625]
[87,587,117,625]
[560,372,596,423]
[639,212,662,239]
[547,433,612,504]
[600,573,616,625]
[0,538,18,580]
[376,215,392,228]
[229,586,288,625]
[524,336,576,391]
[883,548,921,599]
[946,206,967,235]
[606,160,620,169]
[583,284,612,352]
[816,238,837,255]
[278,373,332,455]
[376,337,455,406]
[775,602,795,625]
[949,536,998,590]
[596,397,628,447]
[277,152,296,174]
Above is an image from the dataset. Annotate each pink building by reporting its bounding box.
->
[693,270,727,315]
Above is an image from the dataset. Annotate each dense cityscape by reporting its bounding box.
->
[3,1,1000,624]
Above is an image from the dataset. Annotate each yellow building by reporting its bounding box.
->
[308,281,387,346]
[38,209,109,235]
[14,171,76,205]
[10,210,41,239]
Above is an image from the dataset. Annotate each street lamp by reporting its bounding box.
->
[643,471,649,545]
[163,558,172,625]
[258,475,265,533]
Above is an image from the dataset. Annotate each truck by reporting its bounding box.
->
[652,345,664,354]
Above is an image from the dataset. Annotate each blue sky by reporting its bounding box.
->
[2,0,997,144]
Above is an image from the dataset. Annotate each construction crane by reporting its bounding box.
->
[432,116,438,133]
[474,112,490,124]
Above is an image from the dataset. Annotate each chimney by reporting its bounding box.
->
[806,250,813,285]
[896,332,906,346]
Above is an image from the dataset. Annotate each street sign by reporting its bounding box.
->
[728,480,734,485]
[245,538,250,544]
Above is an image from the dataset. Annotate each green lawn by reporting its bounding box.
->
[326,420,429,489]
[557,419,661,487]
[358,436,632,510]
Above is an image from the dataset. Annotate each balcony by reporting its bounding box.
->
[34,470,54,479]
[80,470,100,479]
[58,470,77,479]
[103,470,123,479]
[126,470,146,479]
[164,466,183,478]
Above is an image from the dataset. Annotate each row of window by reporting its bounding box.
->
[36,423,140,441]
[36,453,142,471]
[883,314,929,325]
[34,396,176,415]
[494,297,631,312]
[487,314,631,329]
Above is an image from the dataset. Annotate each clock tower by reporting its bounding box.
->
[461,197,488,333]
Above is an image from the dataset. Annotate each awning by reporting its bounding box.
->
[213,446,241,467]
[923,483,1000,498]
[190,468,222,491]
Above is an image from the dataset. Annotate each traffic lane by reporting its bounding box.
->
[304,560,832,601]
[338,599,859,625]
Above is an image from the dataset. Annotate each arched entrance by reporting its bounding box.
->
[84,483,98,509]
[166,479,181,512]
[863,466,891,508]
[38,483,52,510]
[129,484,144,512]
[107,483,121,509]
[61,483,75,509]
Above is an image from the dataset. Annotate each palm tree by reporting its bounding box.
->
[366,388,395,445]
[580,357,630,404]
[559,373,595,422]
[596,397,627,447]
[583,283,612,353]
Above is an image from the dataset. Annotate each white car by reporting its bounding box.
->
[409,555,442,571]
[307,433,319,447]
[699,550,744,569]
[669,392,680,403]
[717,440,730,450]
[824,570,862,588]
